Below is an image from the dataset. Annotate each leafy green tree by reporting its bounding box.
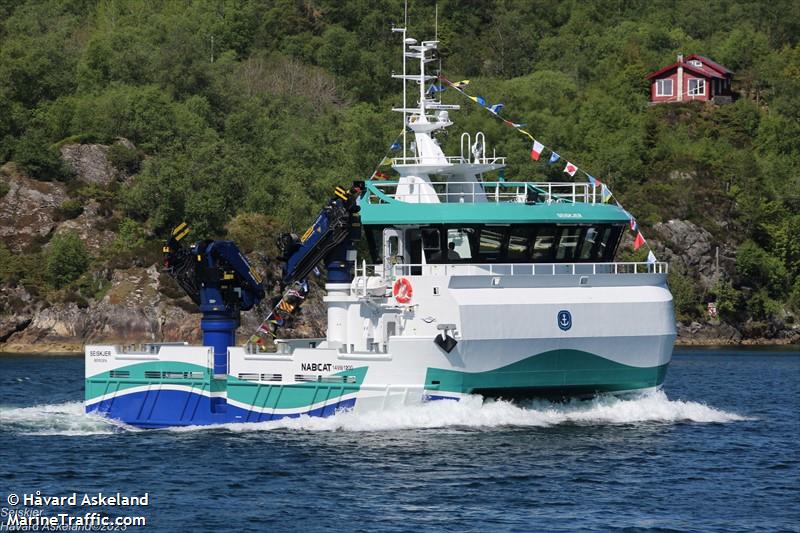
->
[45,231,89,289]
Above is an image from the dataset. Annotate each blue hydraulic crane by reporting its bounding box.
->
[163,224,265,376]
[162,182,363,361]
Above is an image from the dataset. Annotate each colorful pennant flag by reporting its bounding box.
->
[629,218,638,232]
[564,162,578,176]
[379,157,392,166]
[531,141,544,161]
[488,103,504,114]
[633,232,646,251]
[647,250,657,264]
[476,96,486,106]
[587,175,600,187]
[453,80,470,88]
[548,152,560,165]
[390,141,401,151]
[601,184,612,203]
[426,84,444,94]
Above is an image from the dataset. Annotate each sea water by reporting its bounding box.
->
[1,348,798,532]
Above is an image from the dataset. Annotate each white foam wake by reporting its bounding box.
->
[0,392,750,436]
[178,390,751,433]
[0,401,132,436]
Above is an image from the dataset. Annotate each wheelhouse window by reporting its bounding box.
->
[555,227,582,260]
[688,78,705,96]
[478,226,506,261]
[655,79,673,97]
[446,228,475,260]
[366,224,625,266]
[531,227,557,261]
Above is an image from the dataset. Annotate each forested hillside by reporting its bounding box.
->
[0,0,798,347]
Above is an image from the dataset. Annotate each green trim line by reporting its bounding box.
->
[85,361,211,402]
[425,350,668,395]
[226,367,368,410]
[361,183,629,225]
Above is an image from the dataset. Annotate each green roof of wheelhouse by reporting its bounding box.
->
[359,182,631,225]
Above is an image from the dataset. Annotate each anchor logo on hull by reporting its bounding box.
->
[557,310,572,331]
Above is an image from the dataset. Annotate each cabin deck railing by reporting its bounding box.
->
[367,181,601,204]
[353,261,668,279]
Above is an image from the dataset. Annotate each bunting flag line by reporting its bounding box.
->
[601,184,612,203]
[531,140,544,161]
[633,232,646,251]
[436,74,661,261]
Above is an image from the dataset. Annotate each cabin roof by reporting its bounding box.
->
[359,197,631,225]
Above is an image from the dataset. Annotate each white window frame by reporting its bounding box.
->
[688,78,706,96]
[655,79,673,97]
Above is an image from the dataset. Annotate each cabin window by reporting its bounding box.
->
[555,227,582,260]
[655,79,672,96]
[689,59,702,67]
[446,228,475,260]
[579,227,599,260]
[507,226,534,262]
[688,78,705,96]
[478,226,507,260]
[422,228,442,262]
[531,227,556,261]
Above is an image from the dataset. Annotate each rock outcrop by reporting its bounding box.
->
[651,219,734,289]
[58,138,136,185]
[0,163,67,252]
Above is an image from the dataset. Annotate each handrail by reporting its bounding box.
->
[376,261,669,277]
[367,181,600,204]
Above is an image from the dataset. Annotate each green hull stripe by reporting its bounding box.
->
[85,361,211,402]
[86,362,369,411]
[226,367,368,410]
[425,349,668,395]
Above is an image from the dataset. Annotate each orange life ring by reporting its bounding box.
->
[393,277,413,304]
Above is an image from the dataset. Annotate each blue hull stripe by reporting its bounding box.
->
[86,389,356,429]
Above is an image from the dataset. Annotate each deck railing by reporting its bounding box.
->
[367,181,601,204]
[353,261,668,279]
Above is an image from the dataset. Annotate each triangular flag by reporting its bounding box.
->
[453,80,470,88]
[587,175,600,187]
[379,157,392,166]
[633,232,646,251]
[511,122,526,128]
[563,162,578,176]
[488,103,504,114]
[647,250,657,264]
[548,152,560,165]
[390,141,401,151]
[476,96,486,106]
[629,218,638,232]
[426,84,444,94]
[531,141,544,161]
[601,184,612,203]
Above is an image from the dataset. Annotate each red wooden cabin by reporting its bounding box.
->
[646,54,734,104]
